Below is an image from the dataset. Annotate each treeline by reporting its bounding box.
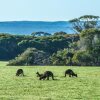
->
[0,33,79,61]
[0,15,100,66]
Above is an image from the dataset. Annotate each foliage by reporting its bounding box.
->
[80,29,100,51]
[8,48,50,66]
[31,32,51,37]
[50,49,74,66]
[72,51,92,66]
[0,33,79,61]
[79,29,100,65]
[69,15,100,33]
[53,31,67,35]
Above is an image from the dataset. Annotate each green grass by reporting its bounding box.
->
[0,61,100,100]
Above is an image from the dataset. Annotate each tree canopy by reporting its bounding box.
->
[69,15,100,33]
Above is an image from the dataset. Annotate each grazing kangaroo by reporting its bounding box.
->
[16,69,24,76]
[65,69,77,77]
[37,71,54,80]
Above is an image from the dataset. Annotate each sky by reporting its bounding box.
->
[0,0,99,21]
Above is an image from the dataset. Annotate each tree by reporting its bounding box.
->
[54,31,67,36]
[69,15,100,33]
[92,38,100,65]
[80,28,100,51]
[31,32,51,37]
[79,29,100,65]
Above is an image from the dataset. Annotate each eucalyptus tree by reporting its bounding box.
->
[69,15,100,33]
[80,29,100,65]
[31,32,51,37]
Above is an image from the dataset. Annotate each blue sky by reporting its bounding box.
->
[0,0,99,21]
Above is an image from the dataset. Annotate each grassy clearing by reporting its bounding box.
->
[0,61,100,100]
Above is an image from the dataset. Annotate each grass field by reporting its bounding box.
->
[0,61,100,100]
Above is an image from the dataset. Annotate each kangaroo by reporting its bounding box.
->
[36,72,43,77]
[37,71,54,80]
[16,69,24,76]
[65,69,77,77]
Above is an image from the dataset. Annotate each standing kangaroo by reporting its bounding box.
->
[65,69,77,77]
[36,71,54,80]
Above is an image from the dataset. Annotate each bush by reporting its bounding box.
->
[72,51,92,66]
[8,48,50,66]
